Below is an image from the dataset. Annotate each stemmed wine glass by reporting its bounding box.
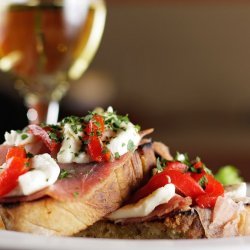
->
[0,0,106,124]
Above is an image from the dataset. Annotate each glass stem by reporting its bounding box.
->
[26,98,59,124]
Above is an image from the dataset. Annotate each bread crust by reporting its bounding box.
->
[0,148,155,236]
[76,210,205,239]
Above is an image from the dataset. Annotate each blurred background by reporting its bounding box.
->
[1,1,250,180]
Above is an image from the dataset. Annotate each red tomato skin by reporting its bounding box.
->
[87,136,103,162]
[29,125,59,152]
[85,115,105,136]
[196,195,218,208]
[0,157,28,197]
[6,146,26,160]
[129,171,171,204]
[165,170,205,198]
[165,161,188,173]
[85,115,111,162]
[194,174,224,208]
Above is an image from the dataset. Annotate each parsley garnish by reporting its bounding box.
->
[25,161,31,168]
[21,133,28,140]
[26,152,34,158]
[156,158,164,173]
[199,175,208,189]
[114,152,120,159]
[59,169,69,179]
[127,140,135,152]
[135,124,141,132]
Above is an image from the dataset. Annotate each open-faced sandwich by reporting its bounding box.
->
[0,107,249,239]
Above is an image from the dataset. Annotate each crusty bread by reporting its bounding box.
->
[77,205,250,239]
[76,209,205,239]
[0,145,156,236]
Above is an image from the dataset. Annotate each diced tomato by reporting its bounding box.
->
[85,114,105,136]
[195,174,224,208]
[196,195,218,208]
[0,146,29,197]
[6,146,26,160]
[129,171,171,203]
[193,161,203,169]
[164,170,205,198]
[191,172,206,182]
[165,161,188,173]
[85,114,110,162]
[29,124,59,152]
[87,136,110,162]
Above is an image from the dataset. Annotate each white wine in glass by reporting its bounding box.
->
[0,0,106,124]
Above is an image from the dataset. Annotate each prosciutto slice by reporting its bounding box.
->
[0,143,156,203]
[112,195,192,224]
[195,196,249,238]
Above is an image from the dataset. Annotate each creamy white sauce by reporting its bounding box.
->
[6,154,60,196]
[57,123,90,164]
[4,130,35,146]
[107,184,175,220]
[107,122,141,157]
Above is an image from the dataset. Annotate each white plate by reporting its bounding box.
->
[0,184,249,250]
[0,231,249,250]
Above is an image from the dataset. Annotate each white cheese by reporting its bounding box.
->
[107,122,141,157]
[4,130,35,146]
[5,154,60,197]
[57,123,90,164]
[107,184,175,220]
[224,182,247,199]
[18,154,60,195]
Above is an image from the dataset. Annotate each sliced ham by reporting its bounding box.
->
[112,195,192,224]
[0,143,156,235]
[195,196,249,238]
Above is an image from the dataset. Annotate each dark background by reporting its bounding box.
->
[1,1,250,180]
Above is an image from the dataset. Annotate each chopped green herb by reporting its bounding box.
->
[156,157,164,173]
[135,124,141,132]
[127,140,135,152]
[59,169,69,179]
[26,152,34,158]
[122,143,126,147]
[114,152,120,159]
[16,130,22,134]
[48,131,58,141]
[25,161,31,168]
[21,133,28,140]
[199,175,208,189]
[59,149,65,155]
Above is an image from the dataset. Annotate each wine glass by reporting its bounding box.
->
[0,0,106,124]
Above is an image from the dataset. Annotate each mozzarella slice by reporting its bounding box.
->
[18,154,60,195]
[107,184,175,220]
[57,123,90,164]
[4,130,35,146]
[107,122,141,157]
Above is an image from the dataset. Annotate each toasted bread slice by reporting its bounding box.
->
[76,209,205,239]
[0,144,156,236]
[77,205,250,239]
